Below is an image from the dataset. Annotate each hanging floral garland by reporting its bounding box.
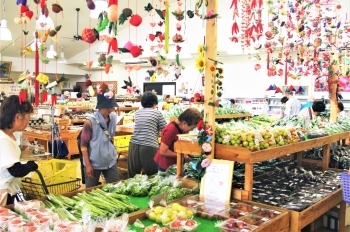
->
[190,119,212,187]
[195,44,206,72]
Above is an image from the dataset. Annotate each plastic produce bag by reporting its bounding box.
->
[14,200,44,216]
[133,219,170,232]
[103,213,129,232]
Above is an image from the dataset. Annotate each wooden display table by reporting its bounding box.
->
[215,113,252,119]
[23,130,81,160]
[174,132,349,232]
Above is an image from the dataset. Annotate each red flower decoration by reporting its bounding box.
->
[205,125,213,136]
[197,120,204,130]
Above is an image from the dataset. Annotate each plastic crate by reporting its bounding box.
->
[341,172,350,204]
[28,159,77,186]
[116,146,128,153]
[113,135,131,147]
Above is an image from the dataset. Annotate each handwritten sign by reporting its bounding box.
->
[200,159,234,206]
[8,85,22,95]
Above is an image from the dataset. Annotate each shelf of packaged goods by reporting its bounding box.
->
[22,130,81,160]
[246,189,345,232]
[214,113,252,119]
[174,132,350,200]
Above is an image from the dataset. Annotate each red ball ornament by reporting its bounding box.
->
[336,4,341,9]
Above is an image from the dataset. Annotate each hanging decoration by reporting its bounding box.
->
[121,77,133,94]
[107,0,119,22]
[195,44,206,73]
[14,2,34,24]
[51,3,63,17]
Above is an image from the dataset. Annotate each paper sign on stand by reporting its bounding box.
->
[200,159,234,206]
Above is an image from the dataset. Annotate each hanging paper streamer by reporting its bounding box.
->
[164,3,170,53]
[19,89,27,104]
[41,91,48,103]
[51,94,57,106]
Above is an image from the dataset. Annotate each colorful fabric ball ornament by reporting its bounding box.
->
[129,14,142,27]
[82,28,97,44]
[130,46,143,58]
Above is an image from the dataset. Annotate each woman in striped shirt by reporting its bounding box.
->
[128,91,167,178]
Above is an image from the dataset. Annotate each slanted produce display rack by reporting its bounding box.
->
[174,132,348,232]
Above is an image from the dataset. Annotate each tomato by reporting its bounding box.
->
[185,220,196,227]
[27,227,38,232]
[24,222,35,226]
[170,220,182,228]
[10,219,22,224]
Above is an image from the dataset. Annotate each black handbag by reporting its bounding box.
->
[49,123,69,158]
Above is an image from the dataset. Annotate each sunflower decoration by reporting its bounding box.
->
[195,56,206,73]
[197,44,205,57]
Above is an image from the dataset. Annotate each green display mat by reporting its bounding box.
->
[129,217,221,232]
[129,196,150,210]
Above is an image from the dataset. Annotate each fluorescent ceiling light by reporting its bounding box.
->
[0,19,12,41]
[90,0,108,19]
[46,45,57,59]
[120,58,142,63]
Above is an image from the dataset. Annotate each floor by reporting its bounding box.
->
[69,156,350,232]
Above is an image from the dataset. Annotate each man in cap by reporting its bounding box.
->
[79,83,119,187]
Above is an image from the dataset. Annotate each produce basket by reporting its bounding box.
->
[28,159,77,186]
[21,170,81,199]
[341,172,350,204]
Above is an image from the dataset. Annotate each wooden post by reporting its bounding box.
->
[329,55,339,123]
[204,0,218,156]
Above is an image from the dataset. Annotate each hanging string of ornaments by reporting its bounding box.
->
[15,0,67,105]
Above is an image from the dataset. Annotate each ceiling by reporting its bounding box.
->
[0,0,176,60]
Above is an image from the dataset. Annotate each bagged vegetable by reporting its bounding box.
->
[103,213,129,232]
[133,219,171,232]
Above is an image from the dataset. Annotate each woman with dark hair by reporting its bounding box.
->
[0,95,38,206]
[338,102,346,117]
[154,108,203,171]
[298,101,325,119]
[128,91,167,178]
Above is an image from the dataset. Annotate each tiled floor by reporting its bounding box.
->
[70,157,350,231]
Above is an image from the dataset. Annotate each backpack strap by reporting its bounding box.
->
[90,115,114,144]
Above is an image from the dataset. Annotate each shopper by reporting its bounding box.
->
[128,91,167,178]
[230,99,236,108]
[284,90,301,117]
[80,84,119,188]
[338,102,346,117]
[154,108,203,171]
[279,96,289,118]
[0,91,7,103]
[0,95,38,206]
[298,101,325,119]
[76,93,84,102]
[301,96,316,110]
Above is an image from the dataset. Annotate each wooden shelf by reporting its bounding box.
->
[174,132,348,232]
[215,113,252,119]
